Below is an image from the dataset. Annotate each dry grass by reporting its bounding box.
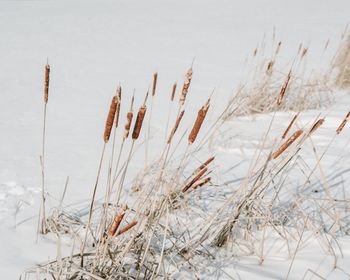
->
[22,35,350,280]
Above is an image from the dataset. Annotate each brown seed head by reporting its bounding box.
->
[182,167,208,193]
[44,64,50,104]
[188,99,210,144]
[336,111,350,134]
[152,72,158,96]
[132,105,147,140]
[107,207,126,237]
[117,221,138,236]
[171,82,177,101]
[179,68,193,105]
[309,118,325,135]
[273,129,303,159]
[192,156,215,176]
[277,70,292,106]
[104,96,118,143]
[282,113,299,139]
[192,177,211,190]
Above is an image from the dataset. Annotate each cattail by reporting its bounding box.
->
[277,70,292,105]
[324,39,330,51]
[152,72,158,96]
[192,156,215,176]
[117,221,138,236]
[123,96,134,140]
[282,113,299,139]
[182,167,208,193]
[44,64,50,104]
[301,48,308,58]
[167,110,185,144]
[192,177,211,190]
[171,83,177,101]
[107,207,126,237]
[309,118,325,135]
[272,129,303,159]
[179,68,193,105]
[132,105,147,140]
[104,96,118,143]
[253,48,258,57]
[188,99,210,144]
[266,61,274,74]
[276,41,282,55]
[336,112,350,134]
[115,86,122,128]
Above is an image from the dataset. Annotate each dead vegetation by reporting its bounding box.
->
[21,33,350,279]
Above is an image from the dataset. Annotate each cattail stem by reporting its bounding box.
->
[164,83,177,143]
[115,140,135,207]
[282,112,300,139]
[80,143,106,267]
[39,63,50,235]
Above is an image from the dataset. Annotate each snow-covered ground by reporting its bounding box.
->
[1,0,350,278]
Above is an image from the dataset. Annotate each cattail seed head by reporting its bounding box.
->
[336,112,350,134]
[171,82,177,101]
[132,105,147,140]
[167,110,185,144]
[104,96,118,143]
[152,72,158,97]
[182,167,208,193]
[107,207,126,237]
[44,64,50,104]
[117,221,138,236]
[188,99,210,144]
[282,113,299,139]
[192,156,215,176]
[277,70,292,106]
[309,118,325,135]
[179,68,193,105]
[273,129,303,159]
[123,96,134,140]
[192,177,211,190]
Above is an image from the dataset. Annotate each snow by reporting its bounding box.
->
[1,0,350,278]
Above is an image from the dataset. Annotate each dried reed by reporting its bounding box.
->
[272,129,303,159]
[192,177,211,190]
[179,68,193,105]
[171,82,177,101]
[116,221,138,236]
[152,72,158,96]
[115,86,122,128]
[336,111,350,134]
[282,113,299,139]
[277,70,292,105]
[188,99,210,144]
[309,118,325,135]
[108,208,126,237]
[182,167,208,193]
[104,96,118,143]
[192,156,215,176]
[167,110,185,144]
